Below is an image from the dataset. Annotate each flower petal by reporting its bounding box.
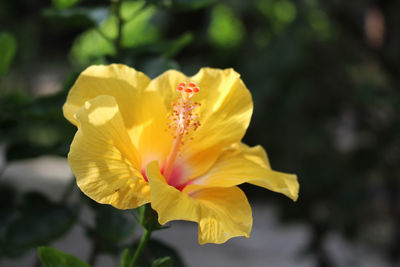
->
[146,161,252,244]
[63,64,151,127]
[69,95,150,209]
[147,68,253,179]
[63,64,172,169]
[186,68,253,177]
[185,143,299,201]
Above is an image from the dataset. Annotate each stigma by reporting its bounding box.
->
[168,82,201,138]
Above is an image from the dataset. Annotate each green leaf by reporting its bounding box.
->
[148,240,185,267]
[208,5,245,49]
[1,88,76,160]
[151,257,173,267]
[38,246,90,267]
[69,1,159,66]
[85,200,135,255]
[121,1,159,49]
[163,33,193,58]
[138,204,164,232]
[94,205,135,244]
[2,193,78,257]
[52,0,80,9]
[273,0,297,24]
[69,15,116,66]
[123,33,192,60]
[0,32,17,78]
[133,239,186,267]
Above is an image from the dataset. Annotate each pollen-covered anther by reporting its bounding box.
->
[167,82,201,138]
[164,82,201,179]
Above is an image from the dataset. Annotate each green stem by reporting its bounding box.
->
[128,229,151,267]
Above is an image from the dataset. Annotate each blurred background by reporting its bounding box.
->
[0,0,399,266]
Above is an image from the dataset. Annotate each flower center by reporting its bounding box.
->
[163,82,201,181]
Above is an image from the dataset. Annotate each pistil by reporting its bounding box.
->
[163,82,200,180]
[163,129,184,179]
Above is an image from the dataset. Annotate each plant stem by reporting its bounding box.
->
[128,229,152,267]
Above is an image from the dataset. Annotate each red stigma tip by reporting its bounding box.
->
[185,88,193,93]
[193,87,200,93]
[177,86,184,91]
[179,82,186,87]
[188,82,196,87]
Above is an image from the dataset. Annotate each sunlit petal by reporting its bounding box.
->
[185,142,299,201]
[63,64,151,128]
[63,64,172,170]
[69,95,150,209]
[146,161,252,244]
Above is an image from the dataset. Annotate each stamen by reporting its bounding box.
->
[164,82,201,179]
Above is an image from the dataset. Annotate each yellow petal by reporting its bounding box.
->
[185,143,299,201]
[63,64,172,169]
[146,161,252,244]
[63,64,150,127]
[187,68,253,177]
[147,68,253,178]
[69,95,150,209]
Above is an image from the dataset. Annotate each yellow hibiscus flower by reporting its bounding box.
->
[63,64,299,244]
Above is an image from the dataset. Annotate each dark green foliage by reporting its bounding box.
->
[138,204,164,232]
[0,184,18,257]
[146,0,215,11]
[0,89,76,160]
[42,7,110,29]
[151,256,173,267]
[0,32,17,78]
[0,190,78,258]
[85,199,135,255]
[38,246,90,267]
[131,239,186,267]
